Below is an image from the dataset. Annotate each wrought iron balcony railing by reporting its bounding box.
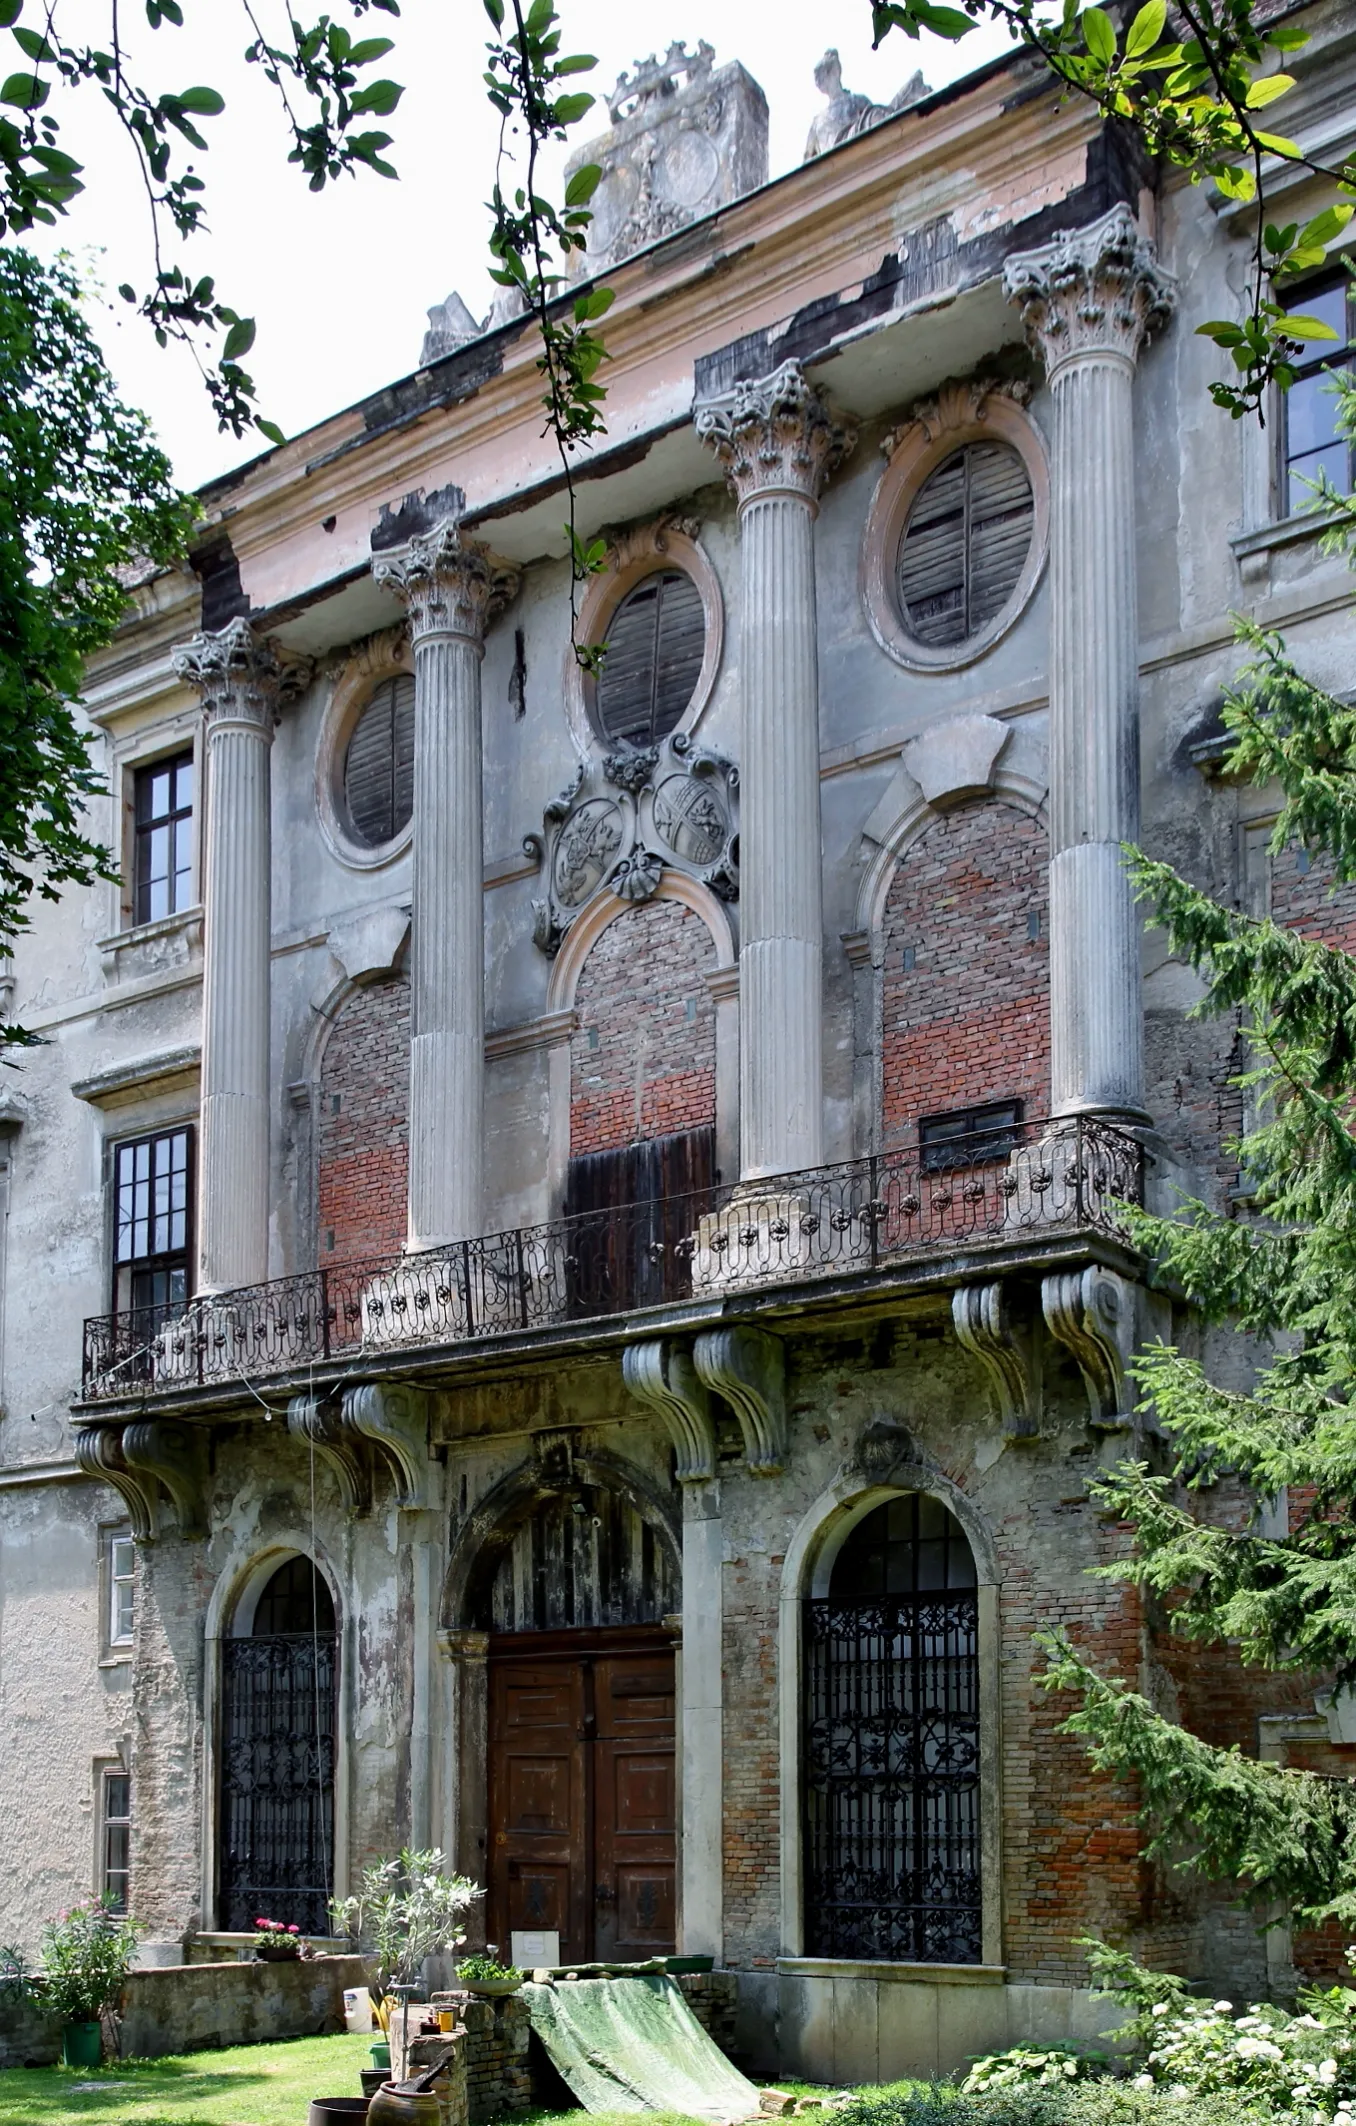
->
[80,1115,1141,1405]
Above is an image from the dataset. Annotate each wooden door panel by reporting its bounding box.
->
[616,1864,676,1951]
[610,1749,675,1831]
[505,1753,573,1834]
[508,1861,573,1939]
[489,1661,587,1964]
[593,1654,676,1962]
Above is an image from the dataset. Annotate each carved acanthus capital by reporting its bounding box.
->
[173,616,281,732]
[372,518,520,649]
[1003,205,1176,378]
[696,359,855,511]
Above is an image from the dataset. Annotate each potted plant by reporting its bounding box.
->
[252,1917,303,1961]
[330,1847,482,1998]
[455,1949,524,1998]
[39,1900,141,2067]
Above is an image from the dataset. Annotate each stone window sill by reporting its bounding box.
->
[99,1650,132,1669]
[1230,508,1346,561]
[776,1957,1006,1986]
[97,905,203,964]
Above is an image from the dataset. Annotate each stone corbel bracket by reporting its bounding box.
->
[952,1282,1037,1438]
[77,1419,208,1539]
[623,1338,717,1482]
[287,1393,371,1517]
[1042,1266,1134,1429]
[341,1381,431,1508]
[693,1325,786,1476]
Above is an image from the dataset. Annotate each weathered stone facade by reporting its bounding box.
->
[3,2,1356,2089]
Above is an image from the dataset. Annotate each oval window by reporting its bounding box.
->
[592,569,706,748]
[343,673,415,847]
[896,442,1034,650]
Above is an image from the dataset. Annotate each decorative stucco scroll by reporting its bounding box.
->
[1041,1265,1133,1428]
[77,1419,207,1540]
[952,1282,1037,1438]
[693,1324,786,1476]
[287,1393,371,1517]
[623,1338,717,1483]
[527,733,739,957]
[341,1381,431,1508]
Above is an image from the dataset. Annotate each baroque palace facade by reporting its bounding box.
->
[3,10,1356,2081]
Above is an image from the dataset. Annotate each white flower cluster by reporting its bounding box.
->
[1137,1992,1356,2119]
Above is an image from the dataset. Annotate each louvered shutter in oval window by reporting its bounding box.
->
[896,442,1034,649]
[343,673,415,847]
[593,569,706,747]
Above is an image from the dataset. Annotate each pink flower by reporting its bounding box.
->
[287,1926,300,1935]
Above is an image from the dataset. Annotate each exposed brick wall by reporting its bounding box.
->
[1272,844,1356,953]
[721,1548,781,1970]
[569,898,716,1157]
[881,799,1049,1150]
[317,977,409,1263]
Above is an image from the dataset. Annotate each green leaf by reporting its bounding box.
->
[1214,164,1256,201]
[1197,320,1246,346]
[1265,24,1309,48]
[255,417,286,447]
[911,3,974,35]
[525,0,554,35]
[1253,131,1302,157]
[0,4,23,26]
[0,69,44,107]
[1299,204,1354,249]
[556,52,596,74]
[174,85,225,114]
[222,317,256,362]
[10,26,51,60]
[1263,222,1298,256]
[1082,7,1117,63]
[347,37,394,65]
[1245,71,1295,108]
[1283,313,1341,342]
[564,161,601,207]
[551,91,593,125]
[482,0,505,25]
[349,78,403,115]
[1125,0,1165,57]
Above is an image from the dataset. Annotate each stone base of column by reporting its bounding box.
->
[1049,842,1148,1120]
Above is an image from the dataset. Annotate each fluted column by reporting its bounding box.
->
[1004,207,1175,1118]
[697,362,854,1179]
[173,620,279,1292]
[373,522,519,1249]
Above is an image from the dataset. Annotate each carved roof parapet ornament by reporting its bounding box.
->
[172,616,294,731]
[882,373,1033,458]
[1003,205,1177,378]
[372,517,521,648]
[695,359,856,512]
[803,47,929,162]
[608,40,715,124]
[527,731,740,957]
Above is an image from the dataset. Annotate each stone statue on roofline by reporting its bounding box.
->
[803,47,930,160]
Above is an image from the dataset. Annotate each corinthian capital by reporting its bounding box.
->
[695,359,855,511]
[372,517,520,648]
[172,617,280,731]
[1003,205,1176,378]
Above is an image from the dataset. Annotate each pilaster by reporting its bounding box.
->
[373,521,519,1248]
[1004,207,1175,1120]
[696,362,854,1178]
[172,619,280,1292]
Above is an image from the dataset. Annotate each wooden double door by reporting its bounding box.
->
[487,1628,676,1966]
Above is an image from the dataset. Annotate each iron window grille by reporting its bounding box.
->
[343,673,415,848]
[590,570,706,748]
[897,442,1034,648]
[113,1127,192,1323]
[918,1099,1023,1173]
[1281,277,1356,516]
[218,1559,336,1935]
[133,752,194,925]
[804,1495,982,1964]
[102,1771,131,1913]
[108,1529,134,1649]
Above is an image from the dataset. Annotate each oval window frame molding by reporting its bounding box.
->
[862,380,1050,675]
[564,517,724,758]
[315,627,416,872]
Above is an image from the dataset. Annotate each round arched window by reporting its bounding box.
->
[592,569,706,748]
[896,441,1034,650]
[251,1554,336,1635]
[830,1492,977,1595]
[342,673,414,848]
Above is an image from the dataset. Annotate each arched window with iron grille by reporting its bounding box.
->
[803,1494,981,1962]
[218,1556,336,1934]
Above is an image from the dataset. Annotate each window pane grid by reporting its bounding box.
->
[113,1128,192,1317]
[102,1773,131,1912]
[1283,280,1356,516]
[110,1533,135,1646]
[133,753,193,924]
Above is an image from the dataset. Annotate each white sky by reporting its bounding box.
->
[26,1,1015,490]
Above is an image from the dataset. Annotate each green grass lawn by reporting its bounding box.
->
[0,2030,375,2124]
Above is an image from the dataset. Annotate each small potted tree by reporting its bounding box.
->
[39,1900,142,2067]
[330,1849,481,2080]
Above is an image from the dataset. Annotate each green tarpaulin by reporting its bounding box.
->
[522,1974,761,2122]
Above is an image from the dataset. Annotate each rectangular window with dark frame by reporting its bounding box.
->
[113,1127,192,1317]
[108,1528,134,1650]
[918,1099,1023,1172]
[133,751,194,925]
[1282,276,1356,516]
[101,1771,130,1913]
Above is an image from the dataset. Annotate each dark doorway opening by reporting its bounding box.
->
[218,1556,336,1934]
[487,1626,676,1969]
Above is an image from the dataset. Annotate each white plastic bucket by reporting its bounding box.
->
[343,1987,374,2034]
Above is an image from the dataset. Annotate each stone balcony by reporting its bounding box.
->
[78,1117,1143,1416]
